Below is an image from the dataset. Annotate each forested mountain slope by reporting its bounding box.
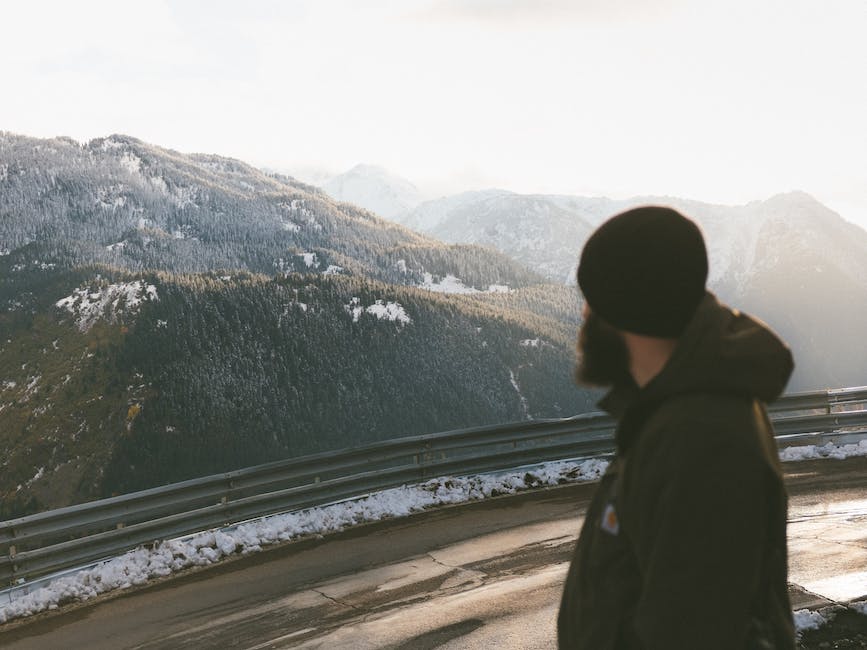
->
[0,132,542,289]
[0,133,592,516]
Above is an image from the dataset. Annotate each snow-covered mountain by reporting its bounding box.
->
[397,189,867,291]
[0,133,592,515]
[396,188,867,391]
[399,190,597,283]
[322,164,424,219]
[287,158,867,391]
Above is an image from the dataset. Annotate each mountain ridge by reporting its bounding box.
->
[0,132,592,517]
[299,161,867,393]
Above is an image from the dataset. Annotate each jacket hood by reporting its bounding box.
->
[599,291,794,428]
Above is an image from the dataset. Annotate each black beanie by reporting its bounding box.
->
[577,206,708,338]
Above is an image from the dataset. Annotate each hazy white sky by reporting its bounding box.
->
[2,0,865,227]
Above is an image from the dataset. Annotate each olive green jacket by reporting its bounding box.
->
[558,292,796,649]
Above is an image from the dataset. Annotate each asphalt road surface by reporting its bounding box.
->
[1,456,866,649]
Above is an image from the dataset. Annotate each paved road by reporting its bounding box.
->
[1,456,866,649]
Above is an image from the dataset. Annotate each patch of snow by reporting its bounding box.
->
[300,252,318,269]
[487,284,511,293]
[420,272,480,294]
[793,608,829,634]
[0,248,9,256]
[25,467,45,487]
[19,375,41,403]
[324,265,344,275]
[344,298,411,325]
[508,369,530,420]
[365,300,411,325]
[0,457,607,624]
[779,439,867,462]
[106,241,126,253]
[345,297,363,322]
[278,199,314,226]
[56,281,159,332]
[156,320,168,329]
[2,381,16,390]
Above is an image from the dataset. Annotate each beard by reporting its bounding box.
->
[574,310,633,388]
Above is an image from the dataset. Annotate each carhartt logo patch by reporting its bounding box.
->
[601,503,620,535]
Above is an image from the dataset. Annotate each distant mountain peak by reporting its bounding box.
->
[322,163,423,219]
[345,163,395,176]
[88,133,144,150]
[759,190,823,208]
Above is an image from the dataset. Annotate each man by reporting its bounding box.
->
[558,206,796,649]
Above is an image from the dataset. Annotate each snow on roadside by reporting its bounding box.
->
[779,439,867,462]
[3,436,867,625]
[0,458,607,624]
[793,608,830,634]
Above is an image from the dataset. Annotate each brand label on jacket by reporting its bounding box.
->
[600,502,620,535]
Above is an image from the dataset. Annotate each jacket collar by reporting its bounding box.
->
[595,291,794,454]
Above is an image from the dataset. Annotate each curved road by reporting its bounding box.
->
[1,457,866,649]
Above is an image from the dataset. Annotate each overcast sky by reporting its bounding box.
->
[2,0,865,228]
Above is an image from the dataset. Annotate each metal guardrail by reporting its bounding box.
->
[1,386,866,587]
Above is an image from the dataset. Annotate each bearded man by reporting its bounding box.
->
[557,206,796,649]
